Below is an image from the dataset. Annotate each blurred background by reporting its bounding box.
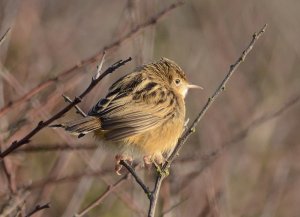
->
[0,0,299,216]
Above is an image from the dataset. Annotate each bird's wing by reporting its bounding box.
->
[88,72,179,141]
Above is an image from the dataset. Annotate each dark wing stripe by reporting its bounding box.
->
[135,82,158,95]
[144,82,158,91]
[106,87,121,98]
[98,104,125,116]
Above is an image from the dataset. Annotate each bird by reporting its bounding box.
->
[53,58,202,174]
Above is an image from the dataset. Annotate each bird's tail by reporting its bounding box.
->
[50,116,101,138]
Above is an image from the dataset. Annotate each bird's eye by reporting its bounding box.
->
[175,79,181,85]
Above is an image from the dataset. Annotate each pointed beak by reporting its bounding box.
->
[187,84,203,90]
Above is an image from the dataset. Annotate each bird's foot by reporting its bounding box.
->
[115,154,133,175]
[143,154,169,177]
[143,155,152,166]
[153,162,169,177]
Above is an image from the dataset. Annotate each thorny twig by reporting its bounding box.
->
[0,57,132,158]
[0,2,183,118]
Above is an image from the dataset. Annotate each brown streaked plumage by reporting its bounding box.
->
[56,58,202,174]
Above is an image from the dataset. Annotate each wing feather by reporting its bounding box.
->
[88,72,178,140]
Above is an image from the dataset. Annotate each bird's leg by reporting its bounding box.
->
[153,154,163,174]
[143,155,152,166]
[154,153,164,165]
[115,154,133,175]
[143,155,152,170]
[126,156,133,165]
[143,155,152,168]
[115,154,125,175]
[143,153,168,176]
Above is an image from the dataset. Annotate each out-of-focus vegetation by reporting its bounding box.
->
[0,0,299,216]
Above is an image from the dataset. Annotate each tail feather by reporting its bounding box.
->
[50,116,101,136]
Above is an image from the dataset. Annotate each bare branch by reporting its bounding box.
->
[12,143,97,153]
[25,203,50,217]
[0,57,131,158]
[0,2,183,118]
[0,191,30,217]
[178,93,300,189]
[62,94,87,117]
[1,160,15,193]
[18,168,112,192]
[94,51,106,80]
[160,197,189,217]
[0,28,10,47]
[120,160,151,196]
[62,53,107,117]
[75,174,130,217]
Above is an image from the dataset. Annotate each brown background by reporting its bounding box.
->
[0,0,300,216]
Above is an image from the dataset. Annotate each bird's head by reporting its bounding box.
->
[151,57,203,98]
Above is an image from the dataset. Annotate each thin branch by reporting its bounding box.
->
[75,174,130,217]
[0,190,30,217]
[175,93,300,193]
[112,188,147,216]
[146,24,268,217]
[62,94,87,117]
[1,160,15,193]
[12,144,98,153]
[120,160,151,196]
[148,176,164,217]
[19,168,112,192]
[62,52,106,117]
[178,92,300,167]
[94,51,106,80]
[0,57,131,158]
[0,2,183,118]
[160,197,189,217]
[25,203,50,217]
[244,94,300,132]
[0,28,10,46]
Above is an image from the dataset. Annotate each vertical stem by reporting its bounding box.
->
[148,176,164,217]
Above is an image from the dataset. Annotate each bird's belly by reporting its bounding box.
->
[126,118,184,156]
[94,117,184,157]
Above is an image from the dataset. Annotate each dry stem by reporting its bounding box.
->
[0,28,10,46]
[25,203,50,217]
[75,174,130,217]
